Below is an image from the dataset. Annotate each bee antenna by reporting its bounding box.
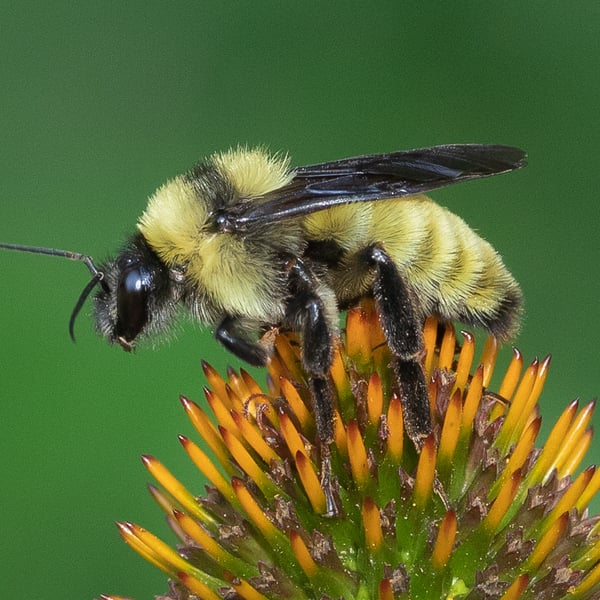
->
[0,242,104,278]
[69,273,104,342]
[0,242,109,341]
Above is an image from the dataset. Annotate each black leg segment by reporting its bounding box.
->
[368,246,422,359]
[368,245,432,446]
[286,260,334,375]
[310,375,337,516]
[286,259,339,514]
[215,316,268,367]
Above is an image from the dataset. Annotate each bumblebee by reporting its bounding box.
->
[1,144,526,513]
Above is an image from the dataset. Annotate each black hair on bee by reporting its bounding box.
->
[0,143,527,514]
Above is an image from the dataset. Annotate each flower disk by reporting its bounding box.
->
[105,301,600,600]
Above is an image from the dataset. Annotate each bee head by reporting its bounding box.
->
[82,234,182,351]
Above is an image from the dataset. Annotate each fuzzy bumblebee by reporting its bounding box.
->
[0,144,526,513]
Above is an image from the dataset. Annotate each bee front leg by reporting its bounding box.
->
[215,316,269,367]
[286,259,339,516]
[367,246,432,448]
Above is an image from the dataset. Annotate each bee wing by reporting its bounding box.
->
[227,144,526,227]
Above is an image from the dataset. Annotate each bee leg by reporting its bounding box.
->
[308,375,336,516]
[287,259,339,516]
[215,316,268,367]
[367,246,432,447]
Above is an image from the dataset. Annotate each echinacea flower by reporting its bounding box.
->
[99,300,600,600]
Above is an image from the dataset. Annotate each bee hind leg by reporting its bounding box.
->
[367,245,432,447]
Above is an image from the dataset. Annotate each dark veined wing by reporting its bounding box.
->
[222,144,526,229]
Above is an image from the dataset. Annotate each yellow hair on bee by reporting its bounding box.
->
[138,148,293,268]
[304,194,521,340]
[212,146,293,198]
[187,233,285,321]
[304,203,373,251]
[137,150,300,322]
[138,175,208,266]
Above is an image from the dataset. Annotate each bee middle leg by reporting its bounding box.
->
[216,302,338,515]
[286,259,339,516]
[367,245,432,447]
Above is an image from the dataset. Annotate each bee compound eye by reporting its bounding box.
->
[115,264,152,343]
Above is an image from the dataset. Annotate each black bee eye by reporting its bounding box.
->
[116,264,152,343]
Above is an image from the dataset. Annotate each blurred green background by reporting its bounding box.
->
[0,3,598,599]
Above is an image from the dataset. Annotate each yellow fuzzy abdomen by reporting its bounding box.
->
[304,195,521,338]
